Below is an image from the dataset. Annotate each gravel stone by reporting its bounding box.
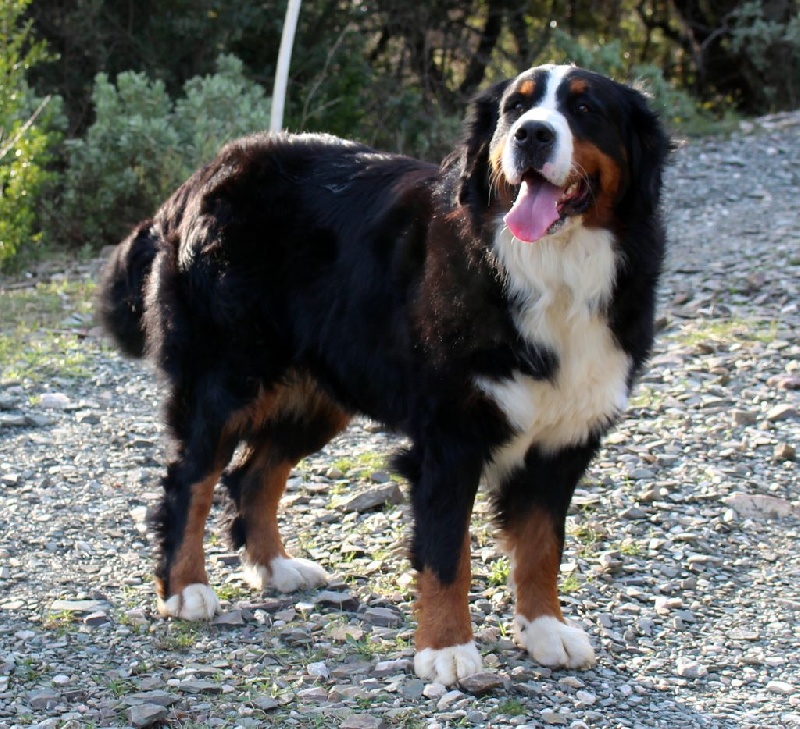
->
[334,482,404,512]
[127,703,169,727]
[458,671,505,695]
[340,715,386,729]
[765,680,795,695]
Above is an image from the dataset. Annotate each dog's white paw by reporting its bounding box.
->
[243,556,329,593]
[414,641,483,686]
[158,583,220,620]
[514,615,596,669]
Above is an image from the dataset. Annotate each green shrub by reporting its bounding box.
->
[174,55,273,177]
[58,54,271,248]
[729,0,800,111]
[0,0,65,271]
[58,72,180,247]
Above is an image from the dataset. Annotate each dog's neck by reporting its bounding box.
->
[491,220,618,317]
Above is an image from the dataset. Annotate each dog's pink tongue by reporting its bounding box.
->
[504,177,562,243]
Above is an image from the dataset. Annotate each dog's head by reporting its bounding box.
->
[455,64,670,241]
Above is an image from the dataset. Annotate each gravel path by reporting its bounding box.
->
[1,115,799,729]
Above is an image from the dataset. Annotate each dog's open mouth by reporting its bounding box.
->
[504,170,595,243]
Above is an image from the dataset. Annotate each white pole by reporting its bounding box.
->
[270,0,303,132]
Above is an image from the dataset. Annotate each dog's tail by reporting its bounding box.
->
[96,220,160,359]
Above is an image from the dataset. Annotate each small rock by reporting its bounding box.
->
[373,658,411,677]
[722,492,797,519]
[423,682,447,698]
[330,660,372,678]
[731,409,758,426]
[307,660,329,679]
[331,625,365,642]
[83,611,110,626]
[127,703,169,727]
[29,689,60,710]
[39,392,72,409]
[766,680,795,695]
[253,696,280,711]
[458,671,504,695]
[123,691,179,707]
[575,689,597,705]
[675,659,708,678]
[297,686,329,701]
[49,599,108,614]
[213,610,244,626]
[541,708,569,724]
[773,442,796,461]
[399,679,425,699]
[76,411,100,425]
[437,689,463,710]
[363,606,402,627]
[0,414,30,427]
[0,393,18,410]
[369,470,392,483]
[335,483,404,512]
[765,405,798,422]
[178,679,223,694]
[315,590,360,611]
[340,714,386,729]
[768,374,800,391]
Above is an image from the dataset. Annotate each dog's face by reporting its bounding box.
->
[458,64,669,241]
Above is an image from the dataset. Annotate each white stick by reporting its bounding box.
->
[270,0,303,132]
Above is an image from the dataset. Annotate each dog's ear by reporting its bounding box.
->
[622,85,672,216]
[453,79,511,209]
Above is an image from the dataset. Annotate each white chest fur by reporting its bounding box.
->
[478,223,632,483]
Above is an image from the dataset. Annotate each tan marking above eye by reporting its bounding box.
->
[569,78,588,95]
[518,79,535,96]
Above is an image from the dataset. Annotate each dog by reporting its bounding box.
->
[98,64,669,686]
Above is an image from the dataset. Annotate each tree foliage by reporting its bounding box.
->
[0,0,793,264]
[57,55,272,247]
[0,0,64,270]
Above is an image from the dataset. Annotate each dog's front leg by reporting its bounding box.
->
[408,444,483,685]
[496,443,599,670]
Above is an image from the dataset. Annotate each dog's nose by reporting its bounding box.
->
[514,121,556,150]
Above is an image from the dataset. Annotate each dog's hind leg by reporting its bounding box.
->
[223,377,350,593]
[153,379,240,621]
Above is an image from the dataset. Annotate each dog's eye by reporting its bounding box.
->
[576,100,591,113]
[505,96,526,115]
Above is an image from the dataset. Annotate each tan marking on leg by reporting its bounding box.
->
[168,471,221,596]
[238,380,350,570]
[415,533,473,650]
[224,387,278,438]
[504,507,563,622]
[242,457,293,566]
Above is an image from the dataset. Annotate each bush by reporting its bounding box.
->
[58,54,271,248]
[0,0,65,271]
[729,0,800,111]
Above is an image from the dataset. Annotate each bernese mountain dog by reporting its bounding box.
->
[98,64,670,686]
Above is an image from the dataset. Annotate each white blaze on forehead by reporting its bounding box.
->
[502,65,574,186]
